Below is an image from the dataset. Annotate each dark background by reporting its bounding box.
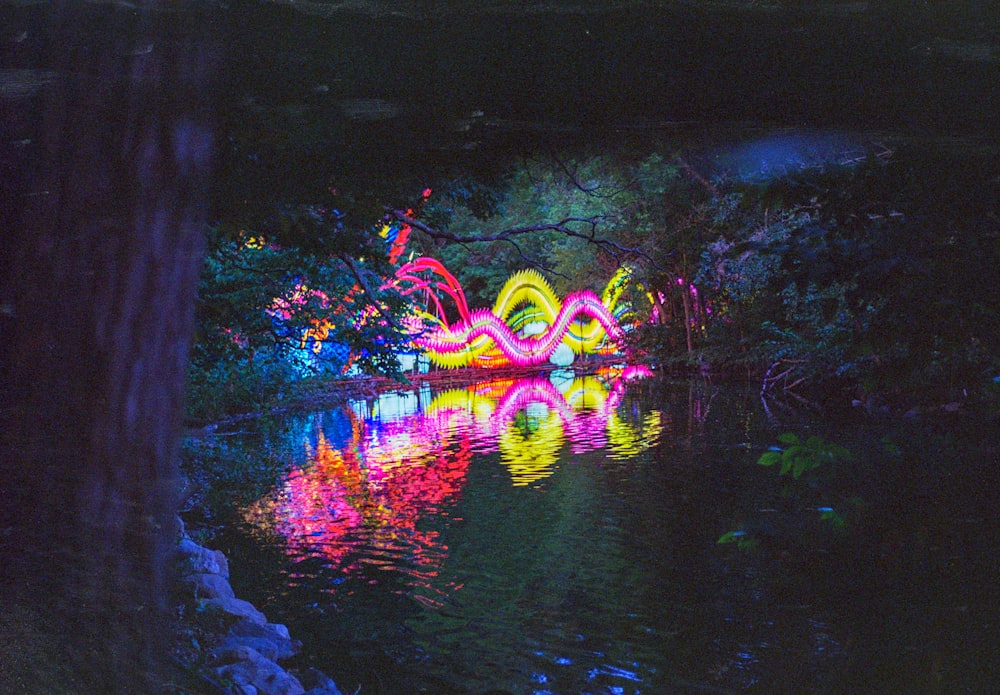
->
[192,0,1000,207]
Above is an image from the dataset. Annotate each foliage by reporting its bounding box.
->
[716,529,760,551]
[190,137,1000,420]
[186,204,411,422]
[415,153,641,307]
[674,142,1000,405]
[180,432,295,519]
[718,432,854,552]
[757,432,851,480]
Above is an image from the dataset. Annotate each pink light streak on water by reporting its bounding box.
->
[253,365,657,595]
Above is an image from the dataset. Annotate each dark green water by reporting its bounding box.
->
[210,372,999,694]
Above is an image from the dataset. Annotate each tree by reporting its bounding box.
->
[188,205,414,421]
[405,153,647,309]
[0,3,217,690]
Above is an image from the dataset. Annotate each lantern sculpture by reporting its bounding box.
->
[395,259,632,368]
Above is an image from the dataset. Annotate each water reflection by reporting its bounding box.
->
[245,365,659,584]
[224,377,1000,694]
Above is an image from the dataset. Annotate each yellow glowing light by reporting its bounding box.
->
[562,376,612,411]
[605,412,664,460]
[417,267,633,368]
[497,407,566,486]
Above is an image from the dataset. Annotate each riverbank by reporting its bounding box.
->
[178,372,1000,693]
[174,362,999,693]
[185,360,614,431]
[169,521,344,695]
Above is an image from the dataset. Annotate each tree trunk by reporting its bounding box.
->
[677,257,694,356]
[0,3,216,690]
[680,281,694,356]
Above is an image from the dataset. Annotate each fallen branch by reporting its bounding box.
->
[761,357,809,397]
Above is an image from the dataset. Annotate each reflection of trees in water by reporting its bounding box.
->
[245,368,660,587]
[439,367,659,484]
[408,421,660,695]
[244,409,472,600]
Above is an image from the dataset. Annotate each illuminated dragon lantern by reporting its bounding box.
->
[275,189,635,370]
[393,257,632,368]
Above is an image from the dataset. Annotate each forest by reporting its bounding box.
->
[190,134,1000,422]
[2,0,999,692]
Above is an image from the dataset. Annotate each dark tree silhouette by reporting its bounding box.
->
[0,3,217,690]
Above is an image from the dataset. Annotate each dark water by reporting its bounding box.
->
[212,369,999,694]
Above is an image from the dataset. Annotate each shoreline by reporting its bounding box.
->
[171,521,344,695]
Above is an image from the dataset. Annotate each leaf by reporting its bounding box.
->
[718,530,757,550]
[831,444,852,461]
[780,456,794,476]
[782,445,804,462]
[792,458,808,479]
[819,507,845,528]
[780,445,804,476]
[757,451,781,467]
[777,432,800,446]
[717,531,739,544]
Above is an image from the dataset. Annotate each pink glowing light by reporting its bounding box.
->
[420,292,622,366]
[241,367,661,605]
[391,258,632,368]
[395,256,472,327]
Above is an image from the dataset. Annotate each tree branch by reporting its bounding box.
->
[336,252,410,334]
[548,150,635,199]
[677,157,718,197]
[388,209,653,263]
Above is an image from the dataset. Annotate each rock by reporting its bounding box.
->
[212,644,264,665]
[214,635,291,662]
[173,537,341,695]
[181,572,236,600]
[176,538,230,578]
[212,646,305,695]
[299,667,343,695]
[211,621,301,662]
[229,620,290,641]
[262,623,291,641]
[203,596,268,625]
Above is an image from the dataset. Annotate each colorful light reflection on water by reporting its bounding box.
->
[245,366,658,578]
[239,364,674,694]
[223,373,1000,695]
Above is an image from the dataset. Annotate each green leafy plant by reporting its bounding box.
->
[718,433,856,553]
[717,529,760,551]
[757,432,851,479]
[815,506,845,529]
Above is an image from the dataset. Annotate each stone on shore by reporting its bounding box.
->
[202,596,268,625]
[173,530,342,695]
[211,645,305,695]
[214,620,302,661]
[181,571,237,600]
[176,537,230,578]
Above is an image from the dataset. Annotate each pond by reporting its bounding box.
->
[205,367,999,694]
